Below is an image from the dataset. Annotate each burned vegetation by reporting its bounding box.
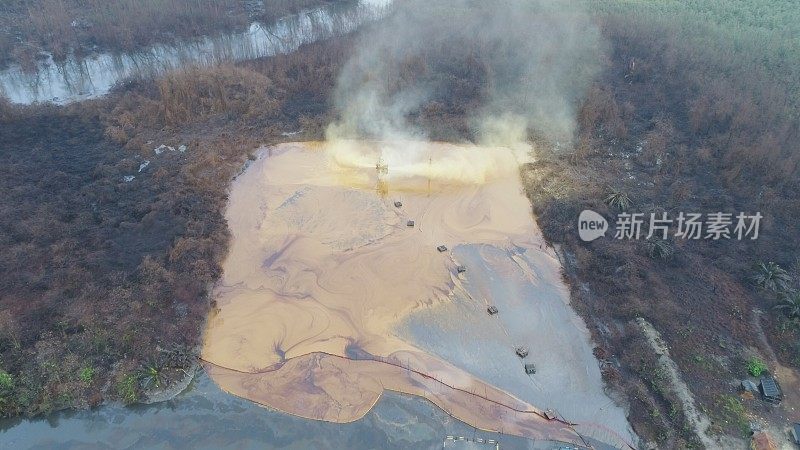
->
[0,105,229,414]
[523,5,800,447]
[0,0,335,70]
[0,37,348,415]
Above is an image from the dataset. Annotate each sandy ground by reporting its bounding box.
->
[201,141,635,448]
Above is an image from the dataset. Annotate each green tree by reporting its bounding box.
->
[774,290,800,319]
[604,189,632,210]
[140,360,165,390]
[646,240,674,260]
[753,261,792,292]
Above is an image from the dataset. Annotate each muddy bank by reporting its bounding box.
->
[201,141,635,448]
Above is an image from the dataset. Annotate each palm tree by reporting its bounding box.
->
[140,360,164,389]
[774,291,800,319]
[646,240,674,259]
[604,189,632,210]
[753,261,792,292]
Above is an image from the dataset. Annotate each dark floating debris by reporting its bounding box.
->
[487,305,499,315]
[525,363,537,374]
[407,220,415,227]
[437,245,448,252]
[515,346,529,358]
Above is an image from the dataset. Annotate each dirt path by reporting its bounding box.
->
[636,318,742,449]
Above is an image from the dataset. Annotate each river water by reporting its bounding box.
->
[0,0,389,105]
[0,371,538,450]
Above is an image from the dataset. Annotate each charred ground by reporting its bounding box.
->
[0,39,348,414]
[0,0,335,70]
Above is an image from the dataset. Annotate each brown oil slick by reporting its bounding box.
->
[201,141,598,447]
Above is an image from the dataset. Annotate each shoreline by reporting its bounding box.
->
[142,361,200,405]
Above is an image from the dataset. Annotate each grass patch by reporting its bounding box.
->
[116,374,139,405]
[747,358,767,377]
[0,371,12,390]
[714,394,750,437]
[78,367,95,384]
